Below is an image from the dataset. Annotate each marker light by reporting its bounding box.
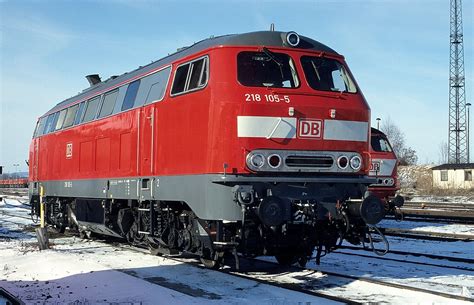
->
[250,154,265,168]
[350,156,362,171]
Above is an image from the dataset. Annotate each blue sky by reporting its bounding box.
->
[1,0,473,173]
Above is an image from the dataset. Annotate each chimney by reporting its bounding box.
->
[86,74,101,86]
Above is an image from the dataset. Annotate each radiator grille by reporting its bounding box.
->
[285,156,334,168]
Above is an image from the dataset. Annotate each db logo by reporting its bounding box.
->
[66,143,73,159]
[370,161,381,172]
[298,119,323,139]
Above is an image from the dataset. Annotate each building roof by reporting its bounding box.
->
[42,31,337,117]
[431,163,474,170]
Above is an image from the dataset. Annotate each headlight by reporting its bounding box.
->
[249,154,265,168]
[350,156,362,171]
[286,32,300,47]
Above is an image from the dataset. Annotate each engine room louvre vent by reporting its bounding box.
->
[285,155,334,168]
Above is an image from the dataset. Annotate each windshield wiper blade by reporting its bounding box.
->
[262,47,282,66]
[262,47,285,82]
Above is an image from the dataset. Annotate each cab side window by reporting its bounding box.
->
[171,56,208,96]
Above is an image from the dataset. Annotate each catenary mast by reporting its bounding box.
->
[448,0,468,163]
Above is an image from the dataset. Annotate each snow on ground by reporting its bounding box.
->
[1,196,474,304]
[379,218,474,235]
[0,198,339,305]
[406,195,474,205]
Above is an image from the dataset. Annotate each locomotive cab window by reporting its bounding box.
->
[171,56,208,96]
[371,135,393,152]
[301,56,356,93]
[237,51,299,88]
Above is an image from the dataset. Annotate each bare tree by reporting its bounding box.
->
[438,140,448,164]
[380,117,418,165]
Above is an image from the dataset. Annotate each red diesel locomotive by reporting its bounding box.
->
[0,178,28,188]
[29,31,396,268]
[368,128,401,201]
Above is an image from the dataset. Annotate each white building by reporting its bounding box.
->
[432,163,474,189]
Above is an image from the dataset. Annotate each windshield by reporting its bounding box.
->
[237,51,299,88]
[301,56,357,93]
[371,135,393,152]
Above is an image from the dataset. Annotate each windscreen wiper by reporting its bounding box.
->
[262,47,285,81]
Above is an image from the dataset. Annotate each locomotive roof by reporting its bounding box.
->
[45,31,338,116]
[371,128,387,136]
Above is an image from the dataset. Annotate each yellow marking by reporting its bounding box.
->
[40,185,45,228]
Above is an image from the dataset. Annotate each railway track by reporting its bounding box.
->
[109,241,474,304]
[379,227,474,241]
[335,245,474,272]
[396,200,474,223]
[2,201,474,304]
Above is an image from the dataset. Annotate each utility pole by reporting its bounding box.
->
[448,0,468,164]
[467,103,471,162]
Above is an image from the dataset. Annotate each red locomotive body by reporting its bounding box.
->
[29,31,395,267]
[368,128,400,201]
[0,178,28,188]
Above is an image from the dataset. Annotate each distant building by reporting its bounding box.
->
[431,163,474,189]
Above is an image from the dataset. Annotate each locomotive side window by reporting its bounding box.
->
[82,96,101,123]
[237,51,299,88]
[171,56,209,96]
[121,80,140,111]
[301,56,356,93]
[63,104,79,129]
[143,66,171,104]
[98,89,119,118]
[35,117,47,137]
[74,102,86,125]
[55,109,68,130]
[43,112,58,134]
